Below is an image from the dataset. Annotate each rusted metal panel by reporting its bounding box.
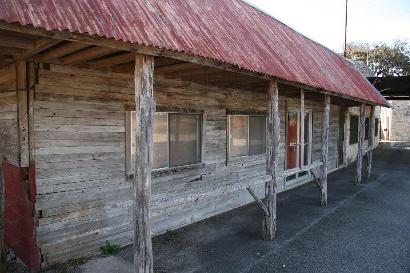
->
[0,0,388,106]
[3,160,40,271]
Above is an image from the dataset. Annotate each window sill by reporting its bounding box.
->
[152,163,205,178]
[226,154,266,166]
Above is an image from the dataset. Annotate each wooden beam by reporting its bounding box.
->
[0,174,5,273]
[246,187,269,217]
[16,61,29,167]
[37,42,90,62]
[365,106,375,178]
[22,38,62,59]
[0,46,24,57]
[0,34,35,49]
[111,62,135,74]
[0,38,61,61]
[300,89,305,170]
[0,21,382,107]
[85,52,135,69]
[155,62,203,74]
[264,80,279,240]
[356,103,366,185]
[133,54,154,273]
[342,107,349,166]
[27,62,36,162]
[165,66,219,78]
[320,95,330,206]
[56,46,118,65]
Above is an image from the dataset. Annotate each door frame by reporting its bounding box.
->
[285,107,313,183]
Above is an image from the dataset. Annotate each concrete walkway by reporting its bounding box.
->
[10,147,410,273]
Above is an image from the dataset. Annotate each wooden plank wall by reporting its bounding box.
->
[0,64,19,168]
[345,106,380,165]
[33,65,340,266]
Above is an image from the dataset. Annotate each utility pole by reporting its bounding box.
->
[344,0,348,57]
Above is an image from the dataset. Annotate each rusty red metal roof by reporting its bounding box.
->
[0,0,388,106]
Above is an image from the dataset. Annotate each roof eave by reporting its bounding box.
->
[0,20,388,107]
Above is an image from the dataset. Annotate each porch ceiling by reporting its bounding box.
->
[0,30,363,106]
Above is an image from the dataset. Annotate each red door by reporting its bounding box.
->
[286,111,298,170]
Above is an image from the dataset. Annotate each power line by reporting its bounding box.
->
[344,0,349,58]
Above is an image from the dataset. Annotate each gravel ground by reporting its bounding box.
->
[8,147,410,273]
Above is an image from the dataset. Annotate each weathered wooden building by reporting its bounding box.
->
[0,0,388,271]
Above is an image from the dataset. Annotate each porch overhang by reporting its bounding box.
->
[0,19,388,108]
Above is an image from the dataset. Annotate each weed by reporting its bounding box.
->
[100,241,121,256]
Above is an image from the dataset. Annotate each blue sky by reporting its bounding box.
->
[246,0,410,53]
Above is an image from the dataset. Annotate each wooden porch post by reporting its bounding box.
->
[16,61,29,168]
[0,172,4,273]
[356,103,366,185]
[320,95,330,206]
[300,89,305,170]
[365,106,375,178]
[264,80,280,240]
[133,54,155,273]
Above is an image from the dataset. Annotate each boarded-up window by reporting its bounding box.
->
[229,115,266,158]
[126,111,202,176]
[349,115,359,144]
[375,118,379,137]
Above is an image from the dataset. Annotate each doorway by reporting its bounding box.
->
[285,108,312,184]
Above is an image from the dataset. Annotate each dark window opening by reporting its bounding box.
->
[349,115,359,144]
[365,118,370,140]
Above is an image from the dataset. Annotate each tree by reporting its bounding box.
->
[346,40,410,77]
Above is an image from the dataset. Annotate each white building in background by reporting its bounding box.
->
[381,101,410,142]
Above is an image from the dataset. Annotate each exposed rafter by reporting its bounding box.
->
[85,52,135,69]
[0,46,24,57]
[0,33,36,49]
[36,42,90,62]
[53,46,119,65]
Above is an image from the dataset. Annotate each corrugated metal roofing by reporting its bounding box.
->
[0,0,388,106]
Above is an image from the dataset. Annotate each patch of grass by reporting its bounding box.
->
[100,241,121,256]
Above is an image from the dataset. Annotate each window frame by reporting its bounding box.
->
[155,112,203,171]
[126,111,203,179]
[227,114,267,160]
[152,111,204,171]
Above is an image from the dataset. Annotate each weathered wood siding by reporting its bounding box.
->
[346,106,381,165]
[33,65,340,265]
[0,64,19,168]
